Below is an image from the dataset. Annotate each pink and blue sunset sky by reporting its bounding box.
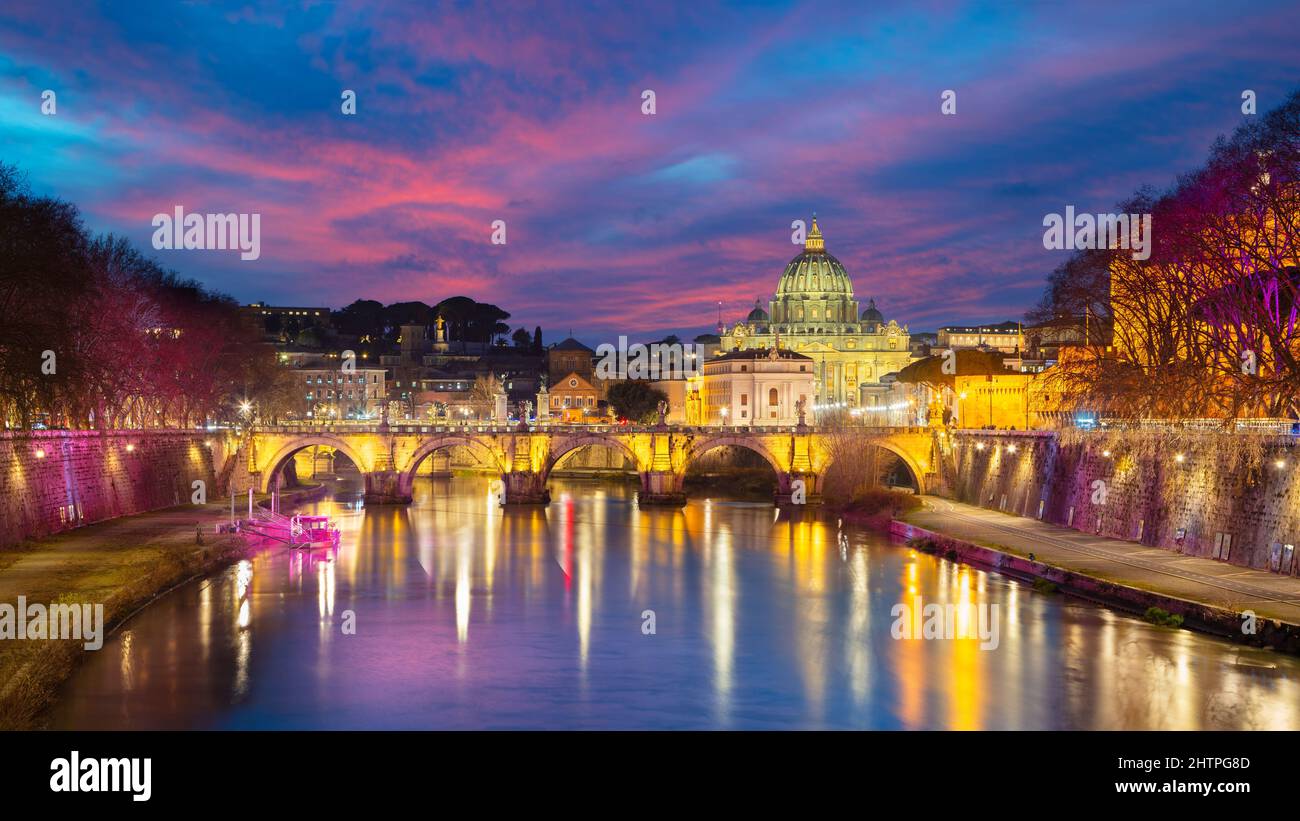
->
[4,1,1300,343]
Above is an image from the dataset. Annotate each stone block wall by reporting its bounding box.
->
[946,429,1300,574]
[0,430,219,547]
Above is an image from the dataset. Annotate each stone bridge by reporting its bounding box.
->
[245,422,940,506]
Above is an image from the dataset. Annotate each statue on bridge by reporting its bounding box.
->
[795,398,808,430]
[656,399,669,428]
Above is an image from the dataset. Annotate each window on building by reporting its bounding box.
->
[768,388,778,406]
[741,394,748,406]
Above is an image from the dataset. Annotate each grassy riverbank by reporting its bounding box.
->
[0,485,322,729]
[826,486,921,528]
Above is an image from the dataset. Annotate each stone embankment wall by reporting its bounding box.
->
[0,430,224,547]
[945,429,1300,575]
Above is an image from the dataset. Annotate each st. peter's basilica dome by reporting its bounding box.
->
[774,217,854,297]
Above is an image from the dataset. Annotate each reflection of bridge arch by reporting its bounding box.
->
[401,434,504,492]
[543,433,644,481]
[683,435,787,480]
[260,435,369,493]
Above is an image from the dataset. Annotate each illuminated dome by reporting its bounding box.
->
[860,298,883,323]
[774,217,854,297]
[746,299,769,322]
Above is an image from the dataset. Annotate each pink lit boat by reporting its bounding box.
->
[291,514,341,549]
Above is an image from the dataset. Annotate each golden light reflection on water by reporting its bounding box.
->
[456,530,472,644]
[407,478,1300,730]
[847,546,872,708]
[709,528,735,721]
[54,474,1300,730]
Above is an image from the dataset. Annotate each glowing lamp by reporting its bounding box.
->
[34,448,45,459]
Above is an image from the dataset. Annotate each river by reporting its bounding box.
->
[50,476,1300,729]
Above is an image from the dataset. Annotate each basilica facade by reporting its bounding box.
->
[723,218,912,407]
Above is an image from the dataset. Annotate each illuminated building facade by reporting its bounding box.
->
[700,347,815,426]
[724,218,913,406]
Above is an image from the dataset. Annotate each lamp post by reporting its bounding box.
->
[720,406,729,427]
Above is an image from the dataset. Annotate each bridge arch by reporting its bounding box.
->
[822,438,927,494]
[400,434,505,492]
[542,433,645,482]
[876,441,926,493]
[259,435,370,493]
[682,434,788,481]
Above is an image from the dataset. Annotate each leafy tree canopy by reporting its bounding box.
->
[606,381,668,423]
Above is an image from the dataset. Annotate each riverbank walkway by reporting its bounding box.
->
[905,497,1300,626]
[0,502,237,606]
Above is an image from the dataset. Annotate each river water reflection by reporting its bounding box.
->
[50,476,1300,729]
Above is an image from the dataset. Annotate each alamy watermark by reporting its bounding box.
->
[1043,205,1151,261]
[594,336,702,380]
[151,206,261,260]
[890,595,1000,650]
[0,596,104,650]
[50,751,150,801]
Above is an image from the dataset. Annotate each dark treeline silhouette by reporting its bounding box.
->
[0,163,295,429]
[325,296,516,352]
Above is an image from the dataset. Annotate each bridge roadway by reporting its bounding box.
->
[244,422,938,506]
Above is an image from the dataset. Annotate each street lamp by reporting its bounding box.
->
[720,406,729,427]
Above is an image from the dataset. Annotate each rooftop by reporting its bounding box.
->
[550,337,595,353]
[709,347,813,362]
